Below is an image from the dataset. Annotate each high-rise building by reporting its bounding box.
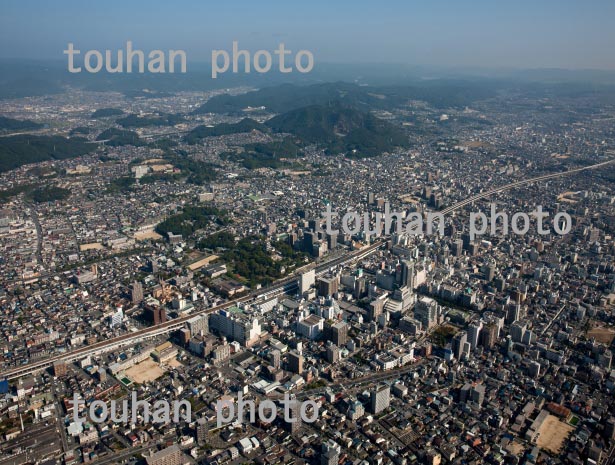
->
[401,260,415,289]
[186,314,209,337]
[179,328,191,345]
[321,440,341,465]
[304,231,317,252]
[110,307,124,328]
[331,321,348,346]
[53,360,67,377]
[481,322,499,349]
[209,307,261,347]
[468,322,482,349]
[506,304,522,325]
[494,277,506,292]
[353,277,366,299]
[460,383,472,403]
[528,361,541,378]
[414,297,438,329]
[147,306,167,325]
[97,369,107,382]
[452,239,463,257]
[297,314,324,340]
[470,384,486,405]
[270,349,281,369]
[326,232,337,250]
[483,262,496,281]
[288,350,304,374]
[317,275,339,297]
[72,264,98,284]
[452,330,467,360]
[462,233,472,251]
[196,418,208,446]
[347,399,365,420]
[285,395,302,434]
[368,298,385,322]
[460,383,485,405]
[326,344,340,363]
[426,450,442,465]
[370,384,390,414]
[299,269,316,294]
[510,321,527,343]
[212,341,231,365]
[131,281,144,304]
[386,286,414,314]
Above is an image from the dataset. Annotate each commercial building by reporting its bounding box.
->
[287,350,304,374]
[299,269,316,294]
[370,384,391,414]
[414,297,438,329]
[145,444,184,465]
[209,306,261,347]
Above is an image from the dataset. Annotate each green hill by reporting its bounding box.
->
[265,104,409,157]
[92,108,124,118]
[96,128,145,146]
[0,116,43,132]
[192,81,498,115]
[116,113,184,128]
[184,118,268,144]
[221,138,302,169]
[0,135,95,173]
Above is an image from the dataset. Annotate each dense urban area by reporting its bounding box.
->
[0,76,615,465]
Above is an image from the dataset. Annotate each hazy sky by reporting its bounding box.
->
[1,0,614,70]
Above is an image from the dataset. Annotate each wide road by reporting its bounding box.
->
[439,158,615,215]
[0,240,384,380]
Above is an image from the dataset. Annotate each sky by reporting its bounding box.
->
[1,0,614,70]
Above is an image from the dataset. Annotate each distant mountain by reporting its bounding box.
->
[0,135,94,173]
[3,59,615,101]
[184,118,269,144]
[0,116,43,132]
[265,103,409,157]
[193,83,393,114]
[193,81,502,115]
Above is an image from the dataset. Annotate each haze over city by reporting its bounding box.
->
[1,0,615,70]
[1,2,615,465]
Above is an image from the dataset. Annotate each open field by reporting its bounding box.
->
[587,324,615,345]
[505,440,526,456]
[187,254,219,271]
[536,415,574,454]
[166,359,183,369]
[134,230,163,241]
[124,359,164,383]
[461,140,493,149]
[557,191,579,204]
[79,243,104,251]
